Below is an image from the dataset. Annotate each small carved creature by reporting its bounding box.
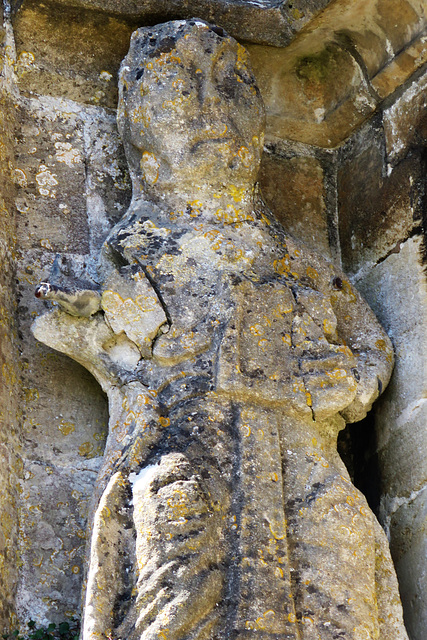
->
[35,282,101,317]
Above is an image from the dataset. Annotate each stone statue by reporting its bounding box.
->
[32,19,408,640]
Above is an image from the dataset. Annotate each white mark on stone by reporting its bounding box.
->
[14,168,28,187]
[17,51,35,68]
[129,463,158,497]
[35,165,58,197]
[385,39,394,57]
[394,398,427,430]
[99,71,113,82]
[379,484,427,540]
[313,108,325,123]
[54,141,81,166]
[15,197,29,213]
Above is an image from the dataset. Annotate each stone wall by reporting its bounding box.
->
[0,9,21,630]
[0,0,426,637]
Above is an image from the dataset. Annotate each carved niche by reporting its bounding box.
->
[33,20,408,640]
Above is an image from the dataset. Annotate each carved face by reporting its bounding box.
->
[118,21,265,192]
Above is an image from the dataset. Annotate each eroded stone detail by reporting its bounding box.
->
[32,20,408,640]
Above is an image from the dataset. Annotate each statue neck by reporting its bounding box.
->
[132,182,258,231]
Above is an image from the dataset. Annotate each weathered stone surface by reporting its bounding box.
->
[16,460,102,625]
[356,235,427,428]
[31,20,407,640]
[247,0,426,147]
[356,236,427,639]
[377,401,427,498]
[83,109,131,253]
[383,70,427,164]
[12,0,335,47]
[372,32,427,101]
[13,93,130,623]
[15,98,89,253]
[248,37,376,147]
[389,488,427,640]
[15,247,109,624]
[102,269,167,358]
[301,0,426,76]
[13,0,134,109]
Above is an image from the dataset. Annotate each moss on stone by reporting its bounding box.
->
[295,46,340,84]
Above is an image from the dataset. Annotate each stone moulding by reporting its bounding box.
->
[248,0,427,147]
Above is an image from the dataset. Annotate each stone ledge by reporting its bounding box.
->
[10,0,335,47]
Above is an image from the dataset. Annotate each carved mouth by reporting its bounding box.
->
[190,137,233,153]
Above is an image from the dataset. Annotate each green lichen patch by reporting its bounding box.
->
[295,46,341,85]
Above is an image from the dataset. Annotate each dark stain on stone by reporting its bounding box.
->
[332,276,343,290]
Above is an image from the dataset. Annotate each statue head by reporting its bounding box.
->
[118,20,265,198]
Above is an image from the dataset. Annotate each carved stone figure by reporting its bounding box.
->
[32,20,408,640]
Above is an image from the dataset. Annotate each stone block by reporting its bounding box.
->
[258,152,331,257]
[13,0,133,109]
[338,122,423,274]
[16,460,102,624]
[14,98,130,262]
[15,248,109,624]
[83,108,131,254]
[373,0,425,58]
[15,97,89,254]
[389,488,427,640]
[372,33,427,101]
[377,400,427,497]
[356,235,427,636]
[383,70,427,164]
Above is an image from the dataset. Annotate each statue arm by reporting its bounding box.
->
[31,309,143,392]
[287,237,394,422]
[327,272,394,422]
